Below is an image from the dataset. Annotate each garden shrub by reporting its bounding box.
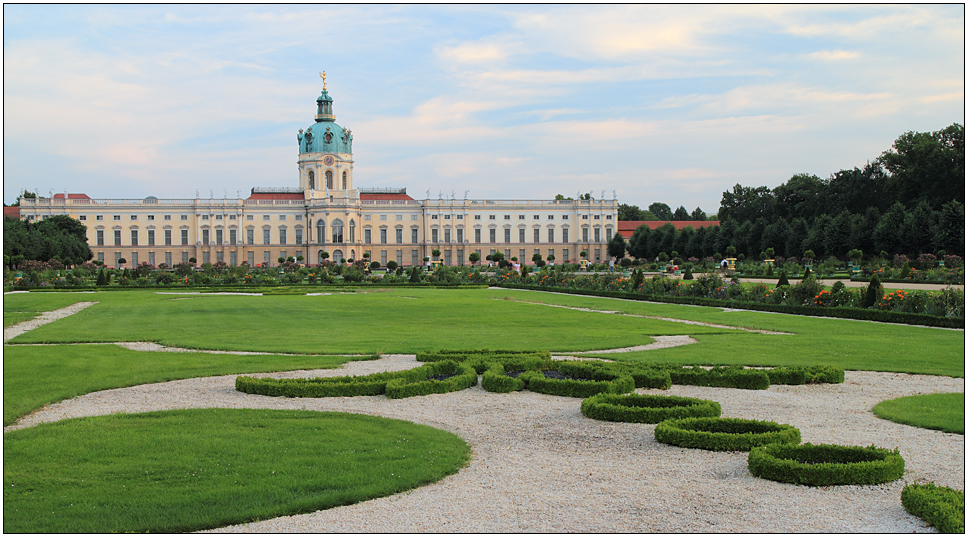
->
[235,360,476,399]
[654,417,801,451]
[581,393,721,423]
[747,443,905,486]
[417,349,552,374]
[594,362,673,390]
[668,365,770,390]
[901,483,965,534]
[481,363,525,393]
[766,365,844,385]
[385,361,477,399]
[518,366,634,398]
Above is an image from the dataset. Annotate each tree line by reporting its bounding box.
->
[4,215,93,268]
[618,202,708,222]
[616,123,964,261]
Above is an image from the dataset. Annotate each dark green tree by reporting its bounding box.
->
[672,205,690,221]
[690,207,707,221]
[628,225,651,259]
[879,123,964,211]
[934,200,965,255]
[648,202,673,221]
[606,231,626,259]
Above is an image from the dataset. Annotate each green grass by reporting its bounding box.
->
[3,291,96,326]
[2,344,371,426]
[872,393,965,434]
[3,409,471,533]
[6,289,716,353]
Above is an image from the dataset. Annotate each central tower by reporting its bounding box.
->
[297,72,355,196]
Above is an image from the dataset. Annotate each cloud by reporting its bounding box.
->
[807,50,861,61]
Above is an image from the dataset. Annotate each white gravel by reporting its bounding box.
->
[5,353,963,533]
[3,301,98,342]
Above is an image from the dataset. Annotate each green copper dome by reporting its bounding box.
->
[298,74,353,154]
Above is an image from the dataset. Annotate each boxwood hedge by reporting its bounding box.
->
[766,365,845,385]
[748,443,905,486]
[518,362,635,398]
[417,349,552,374]
[654,417,801,451]
[385,361,477,399]
[580,393,722,424]
[480,363,525,393]
[235,360,476,399]
[667,365,770,390]
[901,483,965,534]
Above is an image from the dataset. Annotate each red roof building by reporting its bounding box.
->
[51,193,92,200]
[4,206,20,219]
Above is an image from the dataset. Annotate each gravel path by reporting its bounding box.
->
[6,354,963,533]
[3,301,98,342]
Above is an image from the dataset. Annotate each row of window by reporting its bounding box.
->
[78,214,308,222]
[95,224,614,247]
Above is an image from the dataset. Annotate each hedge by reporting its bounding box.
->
[580,393,721,424]
[236,369,400,398]
[569,361,672,390]
[766,365,845,385]
[668,365,770,390]
[481,363,525,393]
[747,443,905,486]
[384,361,477,399]
[497,284,964,329]
[417,349,552,374]
[519,365,635,398]
[901,483,965,534]
[235,360,476,399]
[654,417,801,451]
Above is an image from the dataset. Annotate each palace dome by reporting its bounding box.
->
[298,79,353,155]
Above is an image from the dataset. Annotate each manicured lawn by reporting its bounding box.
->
[3,291,96,327]
[6,289,712,353]
[3,409,471,533]
[497,290,965,378]
[2,344,371,426]
[872,393,965,434]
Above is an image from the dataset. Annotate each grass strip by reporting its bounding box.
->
[2,344,372,426]
[2,409,471,533]
[872,393,965,434]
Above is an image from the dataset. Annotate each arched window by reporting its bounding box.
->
[342,170,347,189]
[308,170,315,190]
[316,219,326,245]
[325,170,333,189]
[333,249,343,263]
[332,218,344,244]
[349,220,356,243]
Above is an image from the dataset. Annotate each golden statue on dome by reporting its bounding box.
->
[319,71,327,90]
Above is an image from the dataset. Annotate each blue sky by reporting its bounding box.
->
[4,5,964,214]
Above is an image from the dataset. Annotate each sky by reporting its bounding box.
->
[3,5,964,215]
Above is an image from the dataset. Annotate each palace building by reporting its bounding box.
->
[15,75,619,268]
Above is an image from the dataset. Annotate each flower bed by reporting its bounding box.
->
[747,443,905,486]
[580,393,721,424]
[654,417,801,451]
[901,483,965,534]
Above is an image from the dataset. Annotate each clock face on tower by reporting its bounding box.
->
[323,155,335,166]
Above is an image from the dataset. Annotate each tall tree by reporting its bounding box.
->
[879,123,965,210]
[690,207,707,221]
[902,201,936,256]
[606,231,627,259]
[773,173,825,223]
[934,200,965,255]
[628,225,651,260]
[873,202,907,255]
[672,205,690,221]
[648,202,673,221]
[719,184,775,223]
[618,203,644,221]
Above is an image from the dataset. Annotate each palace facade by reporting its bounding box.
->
[16,77,618,268]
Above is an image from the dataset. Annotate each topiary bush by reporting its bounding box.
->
[580,393,721,423]
[668,365,770,390]
[748,443,905,486]
[901,483,965,534]
[417,349,551,374]
[235,360,476,399]
[385,361,477,399]
[766,365,845,385]
[519,366,634,398]
[654,417,801,451]
[481,362,525,393]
